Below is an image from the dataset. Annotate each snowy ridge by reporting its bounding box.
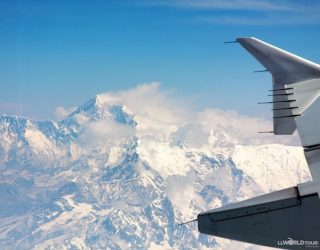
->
[0,84,311,249]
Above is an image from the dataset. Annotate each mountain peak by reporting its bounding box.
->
[95,94,102,107]
[68,97,99,117]
[63,94,137,128]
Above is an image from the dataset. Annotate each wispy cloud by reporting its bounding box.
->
[64,83,298,149]
[141,0,320,25]
[143,0,296,11]
[54,106,76,120]
[197,13,320,26]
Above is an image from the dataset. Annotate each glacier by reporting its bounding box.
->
[0,84,311,249]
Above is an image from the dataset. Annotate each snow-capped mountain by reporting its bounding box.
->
[0,84,311,249]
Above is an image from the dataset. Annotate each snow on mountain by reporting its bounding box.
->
[0,83,311,249]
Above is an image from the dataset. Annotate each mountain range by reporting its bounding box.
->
[0,85,311,249]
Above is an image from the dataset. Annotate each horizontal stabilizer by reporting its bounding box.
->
[198,186,320,249]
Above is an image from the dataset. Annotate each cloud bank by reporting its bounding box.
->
[60,82,299,149]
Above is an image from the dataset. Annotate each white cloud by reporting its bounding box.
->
[58,82,186,156]
[54,106,76,120]
[78,119,135,149]
[97,82,188,141]
[196,108,299,146]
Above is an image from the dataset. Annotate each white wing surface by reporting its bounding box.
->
[237,37,320,181]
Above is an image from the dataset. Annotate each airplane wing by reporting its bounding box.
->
[237,37,320,181]
[197,38,320,249]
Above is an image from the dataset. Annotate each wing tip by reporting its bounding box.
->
[236,37,257,42]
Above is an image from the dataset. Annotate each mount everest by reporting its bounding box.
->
[0,83,311,249]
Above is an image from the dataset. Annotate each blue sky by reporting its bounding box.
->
[0,0,319,120]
